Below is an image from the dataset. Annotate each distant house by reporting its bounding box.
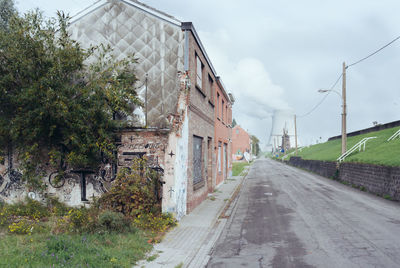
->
[232,125,251,161]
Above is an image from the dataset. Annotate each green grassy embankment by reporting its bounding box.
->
[292,127,400,166]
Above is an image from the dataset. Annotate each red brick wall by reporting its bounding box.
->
[232,125,251,161]
[118,130,168,171]
[214,82,232,186]
[185,30,216,213]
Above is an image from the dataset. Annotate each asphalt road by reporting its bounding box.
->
[206,158,400,268]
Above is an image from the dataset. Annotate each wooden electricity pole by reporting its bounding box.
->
[294,115,298,155]
[341,62,347,155]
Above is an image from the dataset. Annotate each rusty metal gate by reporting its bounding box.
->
[193,136,203,185]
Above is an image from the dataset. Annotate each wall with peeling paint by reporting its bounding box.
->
[0,150,106,206]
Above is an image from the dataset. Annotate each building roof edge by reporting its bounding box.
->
[182,22,217,78]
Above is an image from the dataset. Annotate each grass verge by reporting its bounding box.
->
[0,231,151,267]
[232,162,250,176]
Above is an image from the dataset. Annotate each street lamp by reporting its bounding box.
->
[318,63,347,155]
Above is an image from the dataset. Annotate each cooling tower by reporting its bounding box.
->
[268,109,296,152]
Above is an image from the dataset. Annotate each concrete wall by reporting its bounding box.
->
[0,149,104,206]
[329,120,400,141]
[287,157,400,200]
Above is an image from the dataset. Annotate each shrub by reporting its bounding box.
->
[8,218,37,234]
[99,158,163,218]
[98,210,131,233]
[45,196,70,217]
[7,198,49,220]
[134,212,177,234]
[67,208,89,233]
[0,205,10,227]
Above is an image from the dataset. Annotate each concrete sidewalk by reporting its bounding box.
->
[136,173,245,268]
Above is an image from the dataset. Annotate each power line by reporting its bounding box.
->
[298,34,400,119]
[347,35,400,68]
[298,73,343,118]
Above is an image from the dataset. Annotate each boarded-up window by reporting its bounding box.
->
[208,75,214,102]
[218,142,222,173]
[223,143,227,179]
[193,136,203,185]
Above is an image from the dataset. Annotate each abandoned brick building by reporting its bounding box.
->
[0,0,235,219]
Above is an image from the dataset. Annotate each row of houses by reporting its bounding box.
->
[0,0,256,219]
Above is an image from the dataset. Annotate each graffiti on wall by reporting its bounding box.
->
[118,133,168,174]
[1,133,167,205]
[0,148,23,200]
[0,144,119,205]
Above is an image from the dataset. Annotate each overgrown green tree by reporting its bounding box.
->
[232,118,237,127]
[0,0,15,30]
[0,10,141,188]
[251,135,261,156]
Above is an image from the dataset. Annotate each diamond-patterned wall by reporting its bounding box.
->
[69,1,184,127]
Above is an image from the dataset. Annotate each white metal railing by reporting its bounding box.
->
[337,137,377,162]
[387,128,400,141]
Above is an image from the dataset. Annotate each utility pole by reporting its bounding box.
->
[342,62,347,155]
[294,115,298,155]
[273,137,276,154]
[145,73,148,126]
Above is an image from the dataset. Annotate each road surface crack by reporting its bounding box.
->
[258,255,264,267]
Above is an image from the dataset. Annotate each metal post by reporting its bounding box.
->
[145,73,148,127]
[342,62,347,155]
[80,172,87,201]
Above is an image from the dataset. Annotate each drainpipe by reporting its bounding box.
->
[184,29,189,72]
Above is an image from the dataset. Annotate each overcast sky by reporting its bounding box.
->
[16,0,400,148]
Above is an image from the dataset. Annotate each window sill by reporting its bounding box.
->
[193,180,205,191]
[195,85,206,98]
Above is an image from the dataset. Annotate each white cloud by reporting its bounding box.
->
[199,30,291,143]
[17,0,400,146]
